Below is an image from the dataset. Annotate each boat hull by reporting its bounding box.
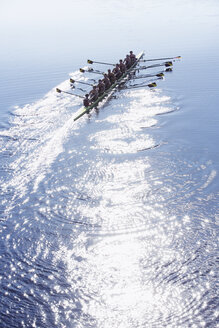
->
[73,51,144,121]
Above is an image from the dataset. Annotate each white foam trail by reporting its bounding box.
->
[0,74,174,199]
[92,88,173,153]
[0,71,86,197]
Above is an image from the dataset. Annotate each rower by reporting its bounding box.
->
[113,64,123,80]
[97,79,105,95]
[89,85,99,102]
[102,74,111,90]
[130,51,136,64]
[83,94,90,107]
[119,59,126,73]
[124,54,132,69]
[107,69,116,84]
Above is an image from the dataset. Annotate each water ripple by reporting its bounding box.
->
[0,65,218,328]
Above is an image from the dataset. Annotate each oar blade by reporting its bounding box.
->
[165,61,173,67]
[148,82,157,88]
[56,88,62,93]
[156,73,164,77]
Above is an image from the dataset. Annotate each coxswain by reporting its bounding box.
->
[129,51,136,64]
[124,54,132,69]
[83,94,90,107]
[97,79,105,95]
[102,74,111,90]
[113,64,123,80]
[107,69,116,84]
[89,85,99,102]
[119,59,126,73]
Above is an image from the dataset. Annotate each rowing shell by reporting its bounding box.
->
[73,51,144,121]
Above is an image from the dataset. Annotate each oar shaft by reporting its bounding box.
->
[87,59,115,66]
[130,72,164,80]
[64,91,83,98]
[56,88,83,98]
[70,78,93,86]
[87,70,104,75]
[141,56,181,62]
[136,61,173,71]
[125,82,157,90]
[94,61,115,66]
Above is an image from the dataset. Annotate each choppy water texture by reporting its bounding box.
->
[0,1,219,327]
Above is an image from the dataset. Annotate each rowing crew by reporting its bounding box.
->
[83,51,136,107]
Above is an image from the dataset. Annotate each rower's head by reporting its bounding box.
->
[108,69,111,73]
[98,79,102,83]
[85,94,89,98]
[104,73,108,77]
[130,51,133,54]
[116,64,120,67]
[119,59,123,63]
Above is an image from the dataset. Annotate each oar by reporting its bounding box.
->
[56,88,84,98]
[130,72,164,80]
[80,68,104,75]
[87,59,116,66]
[124,82,157,90]
[136,61,173,71]
[140,56,181,62]
[70,78,94,86]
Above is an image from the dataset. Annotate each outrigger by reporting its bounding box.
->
[56,51,181,122]
[73,51,145,121]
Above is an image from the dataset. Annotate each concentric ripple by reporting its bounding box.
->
[0,68,218,328]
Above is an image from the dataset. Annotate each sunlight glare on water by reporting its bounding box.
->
[0,0,219,327]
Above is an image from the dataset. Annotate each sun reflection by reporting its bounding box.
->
[0,57,216,328]
[81,235,157,326]
[54,225,196,327]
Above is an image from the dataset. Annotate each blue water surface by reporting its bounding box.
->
[0,1,218,327]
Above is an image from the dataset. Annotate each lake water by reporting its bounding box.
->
[0,0,218,327]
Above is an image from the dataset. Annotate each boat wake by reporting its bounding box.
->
[0,65,218,328]
[0,69,175,209]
